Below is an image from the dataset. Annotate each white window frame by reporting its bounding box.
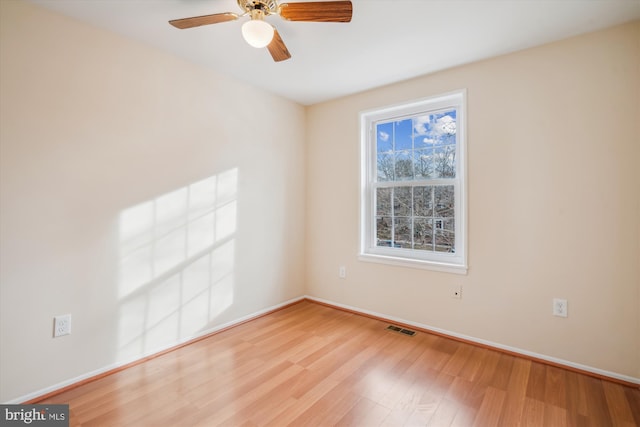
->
[359,90,467,274]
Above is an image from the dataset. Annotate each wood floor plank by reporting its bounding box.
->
[36,300,640,426]
[451,404,478,427]
[380,404,414,426]
[581,374,614,427]
[445,375,476,406]
[410,341,452,373]
[413,386,448,424]
[498,356,531,426]
[488,353,513,391]
[602,381,636,425]
[442,342,475,377]
[543,403,568,427]
[625,386,640,426]
[544,364,568,409]
[285,365,339,400]
[263,376,341,426]
[184,357,265,408]
[522,397,546,427]
[200,363,306,426]
[335,396,391,426]
[526,361,547,401]
[398,371,454,425]
[472,386,506,426]
[565,370,589,420]
[426,397,460,426]
[462,349,502,410]
[458,346,490,382]
[288,382,360,426]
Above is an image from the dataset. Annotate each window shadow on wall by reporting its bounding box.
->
[116,169,238,362]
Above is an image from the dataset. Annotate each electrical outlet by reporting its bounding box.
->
[451,284,462,299]
[552,298,568,317]
[53,314,72,337]
[338,266,346,279]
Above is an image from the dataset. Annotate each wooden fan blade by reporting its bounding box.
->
[279,1,352,22]
[267,30,292,62]
[169,12,238,29]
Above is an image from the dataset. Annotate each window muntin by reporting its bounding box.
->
[360,91,466,273]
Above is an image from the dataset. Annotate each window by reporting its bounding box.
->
[360,90,467,273]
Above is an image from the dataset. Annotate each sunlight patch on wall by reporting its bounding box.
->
[116,169,238,362]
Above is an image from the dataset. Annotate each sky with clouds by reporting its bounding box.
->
[377,110,456,154]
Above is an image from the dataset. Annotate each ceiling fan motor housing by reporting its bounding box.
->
[237,0,279,16]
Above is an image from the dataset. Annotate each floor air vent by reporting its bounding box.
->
[386,325,416,336]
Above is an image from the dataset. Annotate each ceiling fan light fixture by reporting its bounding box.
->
[169,0,353,61]
[241,19,274,48]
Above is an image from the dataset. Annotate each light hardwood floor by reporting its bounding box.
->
[39,300,640,426]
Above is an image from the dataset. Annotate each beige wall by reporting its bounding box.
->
[306,21,640,380]
[0,0,306,402]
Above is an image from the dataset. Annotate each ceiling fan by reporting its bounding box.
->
[169,1,353,62]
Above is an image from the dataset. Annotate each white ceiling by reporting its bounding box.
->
[29,0,640,105]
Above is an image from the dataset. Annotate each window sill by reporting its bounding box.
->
[358,253,468,275]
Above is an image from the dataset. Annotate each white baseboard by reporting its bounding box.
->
[305,295,640,386]
[5,296,305,404]
[7,293,636,403]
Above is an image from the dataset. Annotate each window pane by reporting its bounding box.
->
[414,186,433,217]
[414,149,433,179]
[434,111,457,141]
[376,122,393,153]
[435,218,455,253]
[376,188,392,216]
[413,115,430,136]
[434,186,454,218]
[394,119,413,151]
[393,217,412,249]
[377,153,394,181]
[394,150,413,180]
[376,216,392,245]
[414,218,433,250]
[393,187,412,217]
[433,145,456,178]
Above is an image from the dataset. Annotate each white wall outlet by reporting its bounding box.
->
[451,284,462,299]
[53,314,72,337]
[338,266,346,279]
[553,298,568,317]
